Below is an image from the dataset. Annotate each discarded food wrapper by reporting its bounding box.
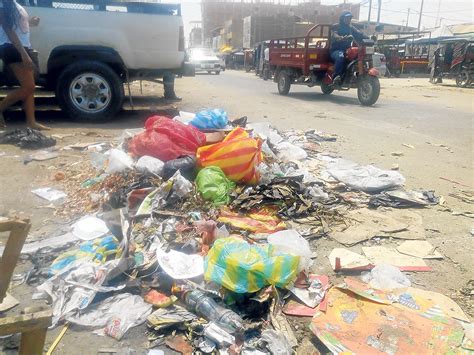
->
[105,149,134,174]
[71,215,110,241]
[205,237,300,293]
[156,249,204,279]
[32,187,66,202]
[147,305,197,332]
[204,322,235,347]
[287,274,329,308]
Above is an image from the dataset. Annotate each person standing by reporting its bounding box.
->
[330,11,367,86]
[0,0,49,130]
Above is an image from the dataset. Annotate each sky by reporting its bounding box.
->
[180,0,474,37]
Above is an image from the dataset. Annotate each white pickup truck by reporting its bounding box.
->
[0,0,192,121]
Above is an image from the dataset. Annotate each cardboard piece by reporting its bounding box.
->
[0,293,19,312]
[310,286,465,354]
[396,240,443,259]
[362,246,431,271]
[328,248,372,271]
[331,208,425,246]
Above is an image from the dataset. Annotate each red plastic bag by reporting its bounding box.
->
[129,116,206,162]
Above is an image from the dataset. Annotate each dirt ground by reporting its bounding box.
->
[0,73,472,354]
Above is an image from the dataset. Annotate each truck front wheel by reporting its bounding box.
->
[357,75,380,106]
[277,71,291,95]
[56,61,124,121]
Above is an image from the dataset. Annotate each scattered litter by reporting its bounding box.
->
[391,151,404,156]
[402,143,415,149]
[106,149,134,174]
[396,240,443,259]
[68,293,152,340]
[71,215,110,241]
[267,229,313,272]
[275,141,308,162]
[329,248,371,271]
[144,290,177,308]
[218,207,287,233]
[361,264,411,290]
[162,155,196,181]
[0,128,56,149]
[24,150,58,164]
[369,189,438,208]
[449,190,474,204]
[165,335,194,354]
[287,274,329,308]
[31,187,66,201]
[261,329,293,355]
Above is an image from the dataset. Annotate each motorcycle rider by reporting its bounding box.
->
[330,11,368,86]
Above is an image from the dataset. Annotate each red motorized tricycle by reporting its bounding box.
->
[268,24,381,106]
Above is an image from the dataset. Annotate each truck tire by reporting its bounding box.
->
[56,60,124,121]
[277,71,291,95]
[357,75,380,106]
[321,82,334,95]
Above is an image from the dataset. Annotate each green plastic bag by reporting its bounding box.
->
[196,166,235,206]
[204,237,300,293]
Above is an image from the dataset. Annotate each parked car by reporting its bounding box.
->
[188,48,221,75]
[0,0,193,121]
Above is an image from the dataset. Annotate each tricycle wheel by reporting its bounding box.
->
[321,83,334,95]
[277,71,291,95]
[357,75,380,106]
[456,70,470,87]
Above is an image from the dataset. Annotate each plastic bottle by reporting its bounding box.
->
[183,290,244,333]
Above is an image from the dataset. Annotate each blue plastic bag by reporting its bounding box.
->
[191,109,228,130]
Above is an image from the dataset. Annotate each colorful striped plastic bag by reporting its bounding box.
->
[196,127,262,184]
[204,237,300,293]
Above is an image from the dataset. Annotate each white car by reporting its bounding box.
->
[188,48,221,75]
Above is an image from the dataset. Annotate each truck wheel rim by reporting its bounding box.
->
[69,73,112,113]
[279,75,286,90]
[360,80,373,101]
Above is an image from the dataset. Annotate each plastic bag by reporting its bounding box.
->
[128,116,206,161]
[276,142,307,162]
[327,158,405,192]
[136,155,164,176]
[197,127,262,184]
[361,264,411,290]
[106,149,133,174]
[162,155,197,181]
[204,237,300,293]
[191,109,228,130]
[267,230,313,273]
[196,167,235,205]
[261,329,293,355]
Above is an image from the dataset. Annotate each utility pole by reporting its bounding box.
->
[435,0,442,27]
[367,0,373,23]
[417,0,424,31]
[376,0,382,25]
[405,8,410,31]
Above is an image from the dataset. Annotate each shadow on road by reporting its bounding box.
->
[271,91,364,107]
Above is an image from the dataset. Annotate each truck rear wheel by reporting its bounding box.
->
[357,75,380,106]
[56,60,124,121]
[277,71,291,95]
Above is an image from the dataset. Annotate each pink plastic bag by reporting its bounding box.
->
[129,116,206,162]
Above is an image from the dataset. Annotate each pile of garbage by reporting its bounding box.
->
[10,109,473,354]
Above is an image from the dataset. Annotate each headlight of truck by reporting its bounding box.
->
[366,47,375,55]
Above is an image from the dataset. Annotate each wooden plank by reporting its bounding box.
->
[20,328,48,355]
[0,220,30,302]
[0,309,52,336]
[0,220,29,233]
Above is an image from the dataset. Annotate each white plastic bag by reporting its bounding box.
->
[72,215,110,241]
[276,142,308,162]
[136,155,164,176]
[268,230,313,272]
[106,149,133,174]
[361,264,411,290]
[156,249,204,279]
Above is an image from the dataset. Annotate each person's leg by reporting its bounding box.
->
[10,63,49,130]
[331,50,345,78]
[163,72,181,101]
